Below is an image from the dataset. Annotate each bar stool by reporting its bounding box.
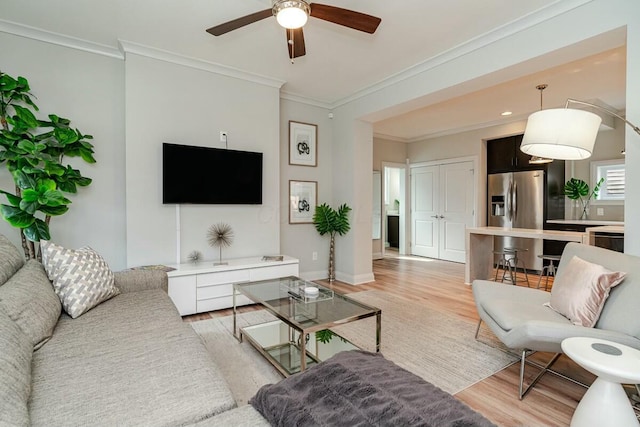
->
[536,254,561,291]
[493,248,528,284]
[504,247,530,285]
[493,249,515,283]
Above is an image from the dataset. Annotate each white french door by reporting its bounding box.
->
[411,165,439,258]
[411,160,475,263]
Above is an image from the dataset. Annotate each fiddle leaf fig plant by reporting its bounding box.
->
[312,203,351,282]
[0,70,95,260]
[564,177,604,220]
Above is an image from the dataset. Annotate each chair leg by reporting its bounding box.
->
[505,257,516,284]
[474,319,482,340]
[513,256,529,285]
[536,266,545,289]
[519,351,562,400]
[522,261,529,285]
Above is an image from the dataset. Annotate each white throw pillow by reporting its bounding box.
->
[40,240,120,319]
[545,255,626,327]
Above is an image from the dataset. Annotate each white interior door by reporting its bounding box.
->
[438,162,474,263]
[411,165,439,258]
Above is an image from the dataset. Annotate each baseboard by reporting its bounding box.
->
[299,270,328,282]
[300,270,375,285]
[336,271,375,285]
[372,252,383,260]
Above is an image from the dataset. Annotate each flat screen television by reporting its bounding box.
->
[162,143,263,204]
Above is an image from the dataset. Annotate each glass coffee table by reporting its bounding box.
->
[233,276,381,376]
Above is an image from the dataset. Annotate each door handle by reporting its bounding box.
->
[506,181,513,221]
[439,215,445,219]
[512,181,518,223]
[431,215,439,219]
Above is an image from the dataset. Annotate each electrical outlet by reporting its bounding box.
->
[219,131,228,143]
[312,251,318,261]
[597,208,604,216]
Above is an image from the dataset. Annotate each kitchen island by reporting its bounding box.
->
[465,226,587,284]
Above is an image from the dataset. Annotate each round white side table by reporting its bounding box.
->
[562,337,640,427]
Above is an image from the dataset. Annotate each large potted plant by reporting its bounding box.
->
[312,202,351,282]
[564,177,604,220]
[0,70,95,260]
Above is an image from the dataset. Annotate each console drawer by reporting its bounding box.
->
[250,264,299,282]
[196,269,250,287]
[197,295,252,312]
[197,283,235,300]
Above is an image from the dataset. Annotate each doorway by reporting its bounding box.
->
[410,159,476,263]
[382,162,407,258]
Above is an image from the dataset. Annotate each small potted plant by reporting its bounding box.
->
[564,177,604,220]
[312,203,351,282]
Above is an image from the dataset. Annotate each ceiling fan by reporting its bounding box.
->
[206,1,382,60]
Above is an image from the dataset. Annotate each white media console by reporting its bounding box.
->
[166,256,299,316]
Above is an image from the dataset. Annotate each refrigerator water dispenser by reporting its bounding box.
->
[491,196,505,216]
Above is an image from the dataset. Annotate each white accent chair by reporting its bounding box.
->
[473,242,640,399]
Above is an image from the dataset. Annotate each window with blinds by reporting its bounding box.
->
[591,159,625,202]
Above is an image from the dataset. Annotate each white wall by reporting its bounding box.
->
[330,113,374,284]
[279,99,333,280]
[625,15,640,254]
[0,32,127,269]
[124,52,282,267]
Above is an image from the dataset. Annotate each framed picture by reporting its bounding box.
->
[289,121,317,167]
[289,180,317,224]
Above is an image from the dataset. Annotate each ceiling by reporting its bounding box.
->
[0,0,627,141]
[374,46,627,141]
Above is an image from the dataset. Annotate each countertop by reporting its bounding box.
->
[466,226,586,242]
[547,219,624,226]
[584,225,624,234]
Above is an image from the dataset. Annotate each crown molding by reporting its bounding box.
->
[0,19,123,59]
[0,20,285,90]
[330,0,596,109]
[405,116,530,143]
[373,133,409,143]
[280,91,332,109]
[118,40,285,89]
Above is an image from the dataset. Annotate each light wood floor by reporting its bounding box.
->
[183,256,619,427]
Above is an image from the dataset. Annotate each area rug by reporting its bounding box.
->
[191,290,517,405]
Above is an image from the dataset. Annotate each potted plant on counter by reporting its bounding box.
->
[312,203,351,282]
[564,177,604,220]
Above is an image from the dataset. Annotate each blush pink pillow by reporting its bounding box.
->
[545,255,626,327]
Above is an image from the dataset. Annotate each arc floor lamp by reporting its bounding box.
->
[521,99,640,160]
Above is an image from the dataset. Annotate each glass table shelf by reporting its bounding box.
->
[241,320,358,376]
[233,276,381,376]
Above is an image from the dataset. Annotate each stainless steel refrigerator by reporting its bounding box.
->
[488,170,544,271]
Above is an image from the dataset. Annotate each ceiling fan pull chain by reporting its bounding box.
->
[288,28,295,64]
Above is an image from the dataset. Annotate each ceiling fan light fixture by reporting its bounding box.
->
[273,1,310,29]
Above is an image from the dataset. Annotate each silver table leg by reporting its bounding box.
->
[376,311,382,352]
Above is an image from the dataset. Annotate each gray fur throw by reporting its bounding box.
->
[250,350,496,427]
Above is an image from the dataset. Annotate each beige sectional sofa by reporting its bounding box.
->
[0,234,267,426]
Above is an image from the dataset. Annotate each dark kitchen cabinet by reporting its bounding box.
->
[487,134,537,174]
[387,215,399,248]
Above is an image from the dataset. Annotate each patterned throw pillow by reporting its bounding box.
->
[40,240,120,319]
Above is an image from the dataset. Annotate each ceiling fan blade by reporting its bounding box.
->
[310,3,381,34]
[206,9,273,36]
[286,28,306,59]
